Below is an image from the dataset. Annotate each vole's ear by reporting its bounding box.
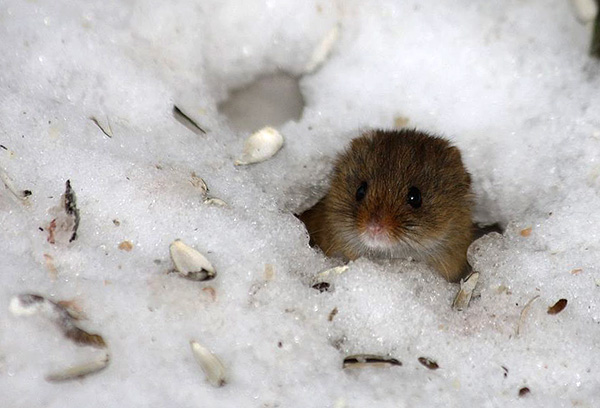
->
[349,132,372,151]
[448,145,472,185]
[447,145,463,161]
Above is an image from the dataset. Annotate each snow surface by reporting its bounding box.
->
[1,0,600,406]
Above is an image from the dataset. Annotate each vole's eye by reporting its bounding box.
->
[355,181,368,202]
[407,186,422,208]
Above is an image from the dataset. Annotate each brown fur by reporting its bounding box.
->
[300,129,473,282]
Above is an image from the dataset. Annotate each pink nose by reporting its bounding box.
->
[366,221,384,236]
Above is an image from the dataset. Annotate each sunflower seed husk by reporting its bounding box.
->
[190,340,227,387]
[45,351,110,382]
[0,169,31,200]
[234,127,283,166]
[452,271,479,311]
[190,172,209,195]
[169,239,216,281]
[311,265,348,292]
[10,293,109,382]
[203,197,228,207]
[418,357,439,370]
[9,294,106,348]
[304,25,340,74]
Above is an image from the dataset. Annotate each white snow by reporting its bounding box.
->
[1,0,599,406]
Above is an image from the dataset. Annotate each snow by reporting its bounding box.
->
[1,0,599,406]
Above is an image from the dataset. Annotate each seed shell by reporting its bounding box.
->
[343,354,402,369]
[169,239,217,281]
[190,340,227,387]
[234,127,283,166]
[547,298,568,315]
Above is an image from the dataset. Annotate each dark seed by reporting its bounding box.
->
[547,298,567,315]
[63,180,80,242]
[518,387,530,397]
[312,282,330,292]
[418,357,439,370]
[343,355,402,368]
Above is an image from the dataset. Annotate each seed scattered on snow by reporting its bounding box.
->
[202,286,217,302]
[45,352,110,383]
[190,340,227,387]
[118,240,134,251]
[0,168,31,201]
[190,172,209,195]
[316,265,349,279]
[518,387,531,397]
[304,25,340,74]
[10,294,107,348]
[516,295,540,337]
[9,293,110,382]
[169,239,216,281]
[312,282,331,292]
[452,271,479,311]
[520,227,532,237]
[343,354,402,369]
[328,307,338,321]
[63,180,80,242]
[203,197,228,207]
[311,265,348,292]
[418,357,439,370]
[547,298,568,315]
[46,180,80,244]
[234,127,283,166]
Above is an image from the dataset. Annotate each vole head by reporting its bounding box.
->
[325,129,472,258]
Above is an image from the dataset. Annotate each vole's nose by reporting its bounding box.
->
[366,220,385,237]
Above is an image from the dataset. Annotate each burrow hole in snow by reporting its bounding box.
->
[218,72,304,133]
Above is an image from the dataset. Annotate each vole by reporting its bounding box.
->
[300,129,473,282]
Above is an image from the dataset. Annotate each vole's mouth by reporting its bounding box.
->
[358,232,395,250]
[356,233,421,260]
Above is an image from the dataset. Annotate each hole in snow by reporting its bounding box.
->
[218,72,304,133]
[473,222,505,239]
